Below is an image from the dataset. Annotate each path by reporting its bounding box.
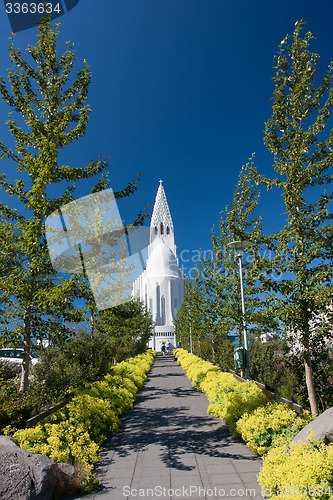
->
[71,353,263,500]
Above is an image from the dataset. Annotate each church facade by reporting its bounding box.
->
[132,180,186,351]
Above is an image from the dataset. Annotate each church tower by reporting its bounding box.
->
[149,180,176,256]
[132,180,186,351]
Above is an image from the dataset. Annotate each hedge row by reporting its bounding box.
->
[173,349,333,500]
[9,349,156,492]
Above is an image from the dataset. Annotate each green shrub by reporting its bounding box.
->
[248,341,290,397]
[0,360,21,381]
[62,331,114,382]
[33,332,117,402]
[0,388,41,433]
[213,339,235,371]
[33,346,85,402]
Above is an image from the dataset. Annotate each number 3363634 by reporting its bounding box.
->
[5,3,61,14]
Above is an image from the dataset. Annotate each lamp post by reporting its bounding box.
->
[227,240,250,380]
[186,306,193,353]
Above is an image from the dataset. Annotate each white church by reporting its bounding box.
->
[132,180,187,351]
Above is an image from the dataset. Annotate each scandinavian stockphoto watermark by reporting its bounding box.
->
[122,485,260,498]
[45,188,150,311]
[179,248,283,282]
[3,0,80,33]
[123,485,333,498]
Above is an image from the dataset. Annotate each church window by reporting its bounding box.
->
[161,296,166,325]
[160,222,164,234]
[166,226,170,235]
[154,226,158,234]
[156,285,160,324]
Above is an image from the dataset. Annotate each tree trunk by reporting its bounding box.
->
[304,348,319,417]
[90,307,97,335]
[19,305,31,393]
[301,298,319,417]
[212,337,216,362]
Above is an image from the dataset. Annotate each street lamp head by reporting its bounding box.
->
[227,240,249,258]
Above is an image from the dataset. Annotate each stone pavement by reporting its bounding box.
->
[70,353,263,500]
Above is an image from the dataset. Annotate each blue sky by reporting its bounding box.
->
[1,0,333,278]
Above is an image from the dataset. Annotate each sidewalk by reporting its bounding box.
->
[72,353,263,500]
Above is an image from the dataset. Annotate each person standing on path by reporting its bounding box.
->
[161,342,166,356]
[166,339,170,354]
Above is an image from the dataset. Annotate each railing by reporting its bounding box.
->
[175,352,304,415]
[26,383,96,428]
[224,366,303,415]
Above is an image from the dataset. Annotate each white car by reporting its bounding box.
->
[0,348,39,366]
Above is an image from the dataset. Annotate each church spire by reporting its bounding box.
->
[149,180,175,253]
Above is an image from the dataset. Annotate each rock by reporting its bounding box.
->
[0,435,79,500]
[57,463,76,477]
[292,407,333,446]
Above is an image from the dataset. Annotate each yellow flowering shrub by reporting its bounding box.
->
[130,353,153,373]
[112,360,147,389]
[173,348,188,365]
[174,348,333,496]
[259,437,333,500]
[187,361,221,389]
[13,424,49,455]
[174,349,269,438]
[13,421,99,468]
[66,394,121,445]
[175,350,309,449]
[200,371,239,402]
[104,372,138,397]
[173,348,221,390]
[236,402,313,456]
[44,421,100,467]
[80,380,134,415]
[176,353,199,375]
[12,349,156,492]
[209,380,270,438]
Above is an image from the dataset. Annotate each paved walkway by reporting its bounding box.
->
[72,354,263,500]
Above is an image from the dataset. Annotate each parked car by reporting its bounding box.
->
[0,348,39,366]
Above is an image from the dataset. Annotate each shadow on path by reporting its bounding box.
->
[66,354,263,499]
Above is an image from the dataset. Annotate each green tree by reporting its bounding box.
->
[33,329,116,402]
[248,339,291,396]
[175,164,277,371]
[0,20,145,392]
[252,21,333,415]
[95,299,154,362]
[174,270,207,354]
[284,343,333,412]
[204,163,277,348]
